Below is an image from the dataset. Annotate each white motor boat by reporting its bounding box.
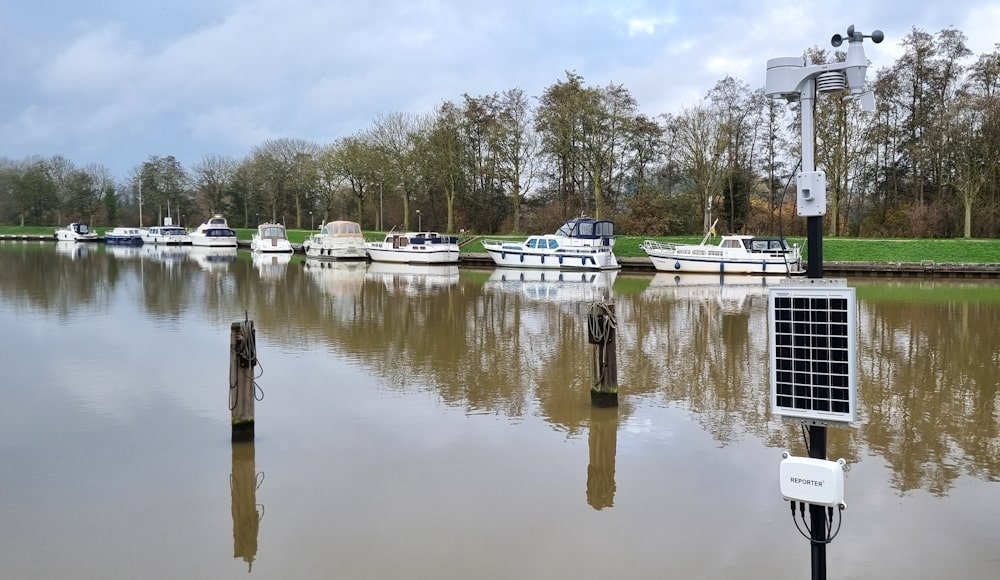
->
[640,220,803,275]
[482,216,619,270]
[250,223,293,253]
[54,223,99,242]
[189,215,238,248]
[302,220,367,260]
[365,231,460,264]
[143,225,191,245]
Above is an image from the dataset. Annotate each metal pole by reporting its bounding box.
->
[801,64,827,580]
[379,182,383,231]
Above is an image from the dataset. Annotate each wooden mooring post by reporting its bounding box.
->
[230,320,257,442]
[588,302,618,407]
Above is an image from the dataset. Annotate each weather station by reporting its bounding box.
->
[764,24,881,580]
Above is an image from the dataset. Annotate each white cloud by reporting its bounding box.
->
[3,0,998,177]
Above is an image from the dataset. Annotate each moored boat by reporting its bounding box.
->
[365,231,460,264]
[302,220,367,260]
[54,223,99,242]
[143,225,191,245]
[640,220,803,275]
[189,215,238,248]
[104,227,145,246]
[482,216,619,270]
[250,223,293,253]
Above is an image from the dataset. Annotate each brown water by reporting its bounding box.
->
[0,242,998,580]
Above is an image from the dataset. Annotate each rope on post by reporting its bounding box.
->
[588,302,617,387]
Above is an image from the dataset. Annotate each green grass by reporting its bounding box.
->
[2,225,997,264]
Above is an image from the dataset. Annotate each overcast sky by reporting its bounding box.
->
[2,0,998,179]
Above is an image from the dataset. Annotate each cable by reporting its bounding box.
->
[778,157,802,277]
[789,501,846,544]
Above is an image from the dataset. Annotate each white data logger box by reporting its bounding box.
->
[779,454,846,508]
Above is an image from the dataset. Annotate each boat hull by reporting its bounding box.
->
[483,244,619,271]
[303,241,368,260]
[251,239,293,253]
[190,235,238,248]
[365,246,459,264]
[104,236,144,246]
[645,251,802,275]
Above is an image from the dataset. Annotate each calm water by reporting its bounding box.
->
[1,241,998,580]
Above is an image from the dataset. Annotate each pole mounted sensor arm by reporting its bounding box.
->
[765,25,883,109]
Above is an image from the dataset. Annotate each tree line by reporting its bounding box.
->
[1,26,997,239]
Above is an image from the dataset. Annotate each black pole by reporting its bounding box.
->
[807,216,823,278]
[806,214,827,580]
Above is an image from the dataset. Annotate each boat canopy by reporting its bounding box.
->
[556,217,614,239]
[322,221,363,236]
[259,224,286,238]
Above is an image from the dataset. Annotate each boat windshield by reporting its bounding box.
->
[749,238,788,251]
[74,224,90,234]
[261,226,286,238]
[207,228,236,237]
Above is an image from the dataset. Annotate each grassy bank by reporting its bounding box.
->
[2,225,997,264]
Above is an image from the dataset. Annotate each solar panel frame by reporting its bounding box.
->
[768,283,857,424]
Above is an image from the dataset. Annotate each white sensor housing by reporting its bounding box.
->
[796,171,827,216]
[779,454,846,508]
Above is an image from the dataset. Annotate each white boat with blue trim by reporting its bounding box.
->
[189,215,238,248]
[482,216,619,270]
[365,231,460,264]
[640,220,803,275]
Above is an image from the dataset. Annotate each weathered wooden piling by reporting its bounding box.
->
[230,320,257,442]
[588,302,618,407]
[231,442,261,571]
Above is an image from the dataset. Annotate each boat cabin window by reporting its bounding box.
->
[74,224,90,234]
[722,239,743,249]
[749,238,787,251]
[548,239,558,249]
[526,239,538,249]
[208,228,235,237]
[262,226,285,238]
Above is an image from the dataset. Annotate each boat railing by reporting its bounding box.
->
[640,240,680,252]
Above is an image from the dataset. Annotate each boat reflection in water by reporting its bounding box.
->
[105,244,144,260]
[139,243,190,266]
[303,258,367,298]
[644,272,776,313]
[365,261,459,294]
[54,240,90,260]
[252,251,292,279]
[485,267,617,303]
[188,245,237,272]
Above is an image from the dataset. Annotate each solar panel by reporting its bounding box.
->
[768,279,857,424]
